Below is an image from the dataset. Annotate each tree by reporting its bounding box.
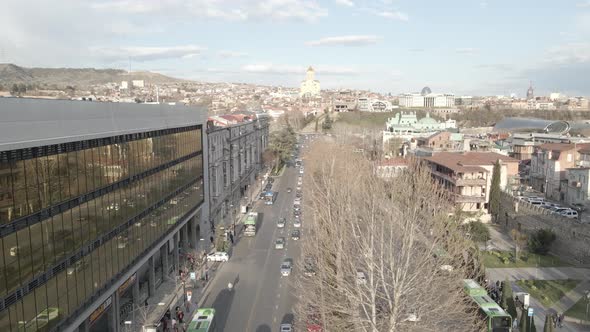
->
[11,83,19,96]
[528,229,556,255]
[511,229,528,261]
[464,221,490,243]
[502,278,518,319]
[268,126,297,172]
[321,114,333,131]
[543,314,554,332]
[295,138,484,332]
[489,160,502,222]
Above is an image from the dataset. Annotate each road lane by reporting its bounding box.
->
[199,163,302,332]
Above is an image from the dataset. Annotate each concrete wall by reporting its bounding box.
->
[498,192,590,264]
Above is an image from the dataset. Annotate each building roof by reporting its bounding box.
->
[538,143,577,152]
[0,97,207,152]
[378,157,410,167]
[424,151,518,173]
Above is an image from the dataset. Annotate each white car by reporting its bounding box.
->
[281,259,293,276]
[293,219,301,228]
[559,209,579,219]
[280,323,293,332]
[275,237,285,250]
[207,252,229,262]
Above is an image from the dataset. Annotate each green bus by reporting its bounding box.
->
[463,279,512,332]
[187,308,217,332]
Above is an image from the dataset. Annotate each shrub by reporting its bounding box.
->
[528,229,557,255]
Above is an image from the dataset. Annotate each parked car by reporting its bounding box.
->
[293,219,301,228]
[291,229,301,240]
[281,259,293,276]
[571,203,586,212]
[207,252,229,262]
[277,218,286,228]
[542,202,560,209]
[551,207,569,214]
[275,237,285,249]
[528,200,544,206]
[280,323,293,332]
[560,209,579,219]
[286,187,292,193]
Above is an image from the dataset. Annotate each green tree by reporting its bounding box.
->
[528,229,556,255]
[489,160,502,222]
[268,125,297,172]
[11,83,19,96]
[543,315,554,332]
[502,278,518,319]
[322,114,333,131]
[464,221,490,243]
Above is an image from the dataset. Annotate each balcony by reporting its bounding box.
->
[431,170,486,186]
[454,194,486,203]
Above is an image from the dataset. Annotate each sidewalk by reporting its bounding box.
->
[487,267,590,281]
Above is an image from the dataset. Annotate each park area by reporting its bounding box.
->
[482,250,570,268]
[516,279,580,307]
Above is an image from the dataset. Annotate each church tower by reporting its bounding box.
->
[526,81,534,100]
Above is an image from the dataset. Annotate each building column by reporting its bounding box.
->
[78,320,89,332]
[182,223,189,251]
[132,277,140,304]
[162,243,169,279]
[173,231,180,275]
[148,255,156,296]
[189,216,199,251]
[109,291,120,332]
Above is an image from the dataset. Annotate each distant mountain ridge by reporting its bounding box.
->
[0,63,185,88]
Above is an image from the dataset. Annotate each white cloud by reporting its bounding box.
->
[376,10,409,21]
[218,51,249,58]
[455,47,480,55]
[576,1,590,8]
[91,45,206,61]
[544,43,590,64]
[241,63,358,75]
[90,0,328,22]
[334,0,354,7]
[306,35,381,47]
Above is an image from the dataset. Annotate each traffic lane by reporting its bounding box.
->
[272,225,300,330]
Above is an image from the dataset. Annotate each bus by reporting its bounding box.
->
[187,308,217,332]
[264,191,276,205]
[463,279,512,332]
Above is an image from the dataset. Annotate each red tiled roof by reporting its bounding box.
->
[424,151,518,173]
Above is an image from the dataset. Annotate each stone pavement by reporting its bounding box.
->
[487,267,590,281]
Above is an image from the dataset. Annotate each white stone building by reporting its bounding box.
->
[300,66,321,98]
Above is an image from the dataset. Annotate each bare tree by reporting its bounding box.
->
[295,139,484,332]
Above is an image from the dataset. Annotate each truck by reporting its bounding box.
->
[243,212,258,237]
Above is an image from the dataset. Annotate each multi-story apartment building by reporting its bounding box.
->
[0,98,207,332]
[529,143,590,201]
[565,167,590,206]
[424,152,519,212]
[206,114,269,233]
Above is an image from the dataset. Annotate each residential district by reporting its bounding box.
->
[0,66,589,332]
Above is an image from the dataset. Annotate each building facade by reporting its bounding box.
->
[565,167,590,206]
[398,92,455,108]
[0,98,207,332]
[206,114,269,233]
[299,67,321,98]
[424,152,519,212]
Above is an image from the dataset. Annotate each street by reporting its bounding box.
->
[198,163,301,332]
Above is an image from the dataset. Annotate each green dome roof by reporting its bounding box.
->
[418,113,438,125]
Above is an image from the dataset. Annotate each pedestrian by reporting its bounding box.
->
[205,270,209,281]
[552,314,557,328]
[171,318,178,332]
[229,233,234,244]
[513,317,518,329]
[165,309,172,320]
[210,235,214,243]
[558,313,563,327]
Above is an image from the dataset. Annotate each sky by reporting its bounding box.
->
[1,0,589,96]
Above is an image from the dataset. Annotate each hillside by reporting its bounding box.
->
[0,63,186,88]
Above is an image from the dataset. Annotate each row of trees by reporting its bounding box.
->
[295,139,485,331]
[265,125,297,173]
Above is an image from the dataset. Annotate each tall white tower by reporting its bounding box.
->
[306,66,315,81]
[300,66,321,98]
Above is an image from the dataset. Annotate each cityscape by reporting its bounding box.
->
[1,1,590,332]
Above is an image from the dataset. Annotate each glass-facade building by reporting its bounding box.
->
[0,98,207,332]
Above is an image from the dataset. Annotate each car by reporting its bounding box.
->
[281,259,293,276]
[294,199,301,206]
[528,200,543,206]
[526,196,544,202]
[542,202,559,209]
[275,237,285,249]
[280,323,293,332]
[277,218,286,228]
[293,205,301,212]
[293,219,301,228]
[291,229,301,240]
[356,271,367,285]
[551,207,569,214]
[296,192,302,198]
[571,203,586,212]
[286,187,292,193]
[559,209,579,219]
[207,252,229,262]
